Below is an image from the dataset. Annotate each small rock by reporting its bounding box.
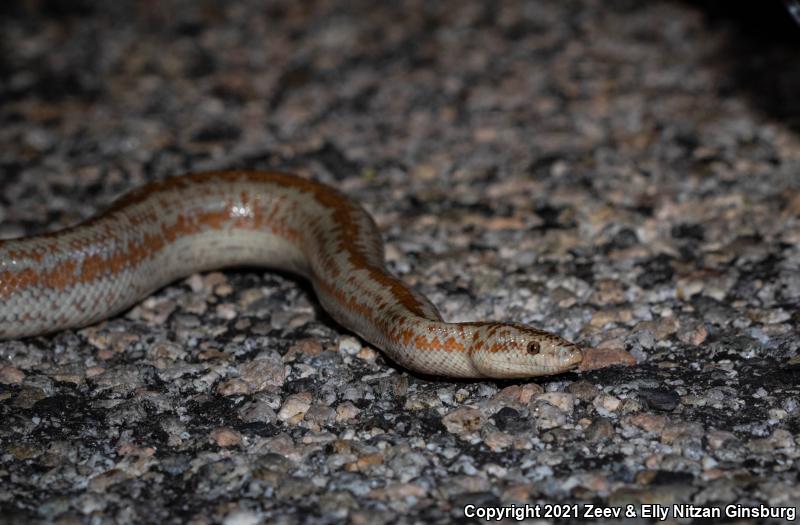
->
[345,452,384,472]
[88,469,129,493]
[0,365,25,385]
[632,322,657,349]
[215,303,238,320]
[590,279,626,305]
[223,511,261,525]
[7,443,41,460]
[278,392,313,423]
[442,406,484,434]
[86,366,106,378]
[210,427,242,448]
[567,380,599,401]
[590,308,633,328]
[579,347,637,372]
[532,402,567,430]
[627,413,667,433]
[597,337,627,350]
[92,364,156,394]
[335,402,361,422]
[655,316,680,339]
[660,422,704,445]
[338,336,362,356]
[677,322,708,346]
[491,407,522,431]
[216,378,251,396]
[240,352,285,391]
[640,389,680,412]
[502,483,536,503]
[368,482,426,501]
[239,400,277,423]
[483,431,513,451]
[286,338,324,359]
[146,341,187,362]
[769,429,795,450]
[594,394,622,414]
[491,384,544,405]
[534,392,575,413]
[304,404,336,430]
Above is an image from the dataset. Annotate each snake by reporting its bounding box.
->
[0,170,583,378]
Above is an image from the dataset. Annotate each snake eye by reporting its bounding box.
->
[526,341,540,355]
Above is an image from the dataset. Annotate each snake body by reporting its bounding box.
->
[0,171,582,378]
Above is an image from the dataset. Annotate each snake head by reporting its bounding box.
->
[470,322,583,379]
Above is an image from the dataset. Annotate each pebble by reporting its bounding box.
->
[566,380,600,402]
[146,341,188,363]
[594,395,622,415]
[639,388,680,412]
[286,339,324,358]
[677,321,708,346]
[627,413,667,433]
[335,402,361,422]
[483,431,514,451]
[491,407,522,431]
[222,511,261,525]
[304,404,336,430]
[217,378,250,396]
[240,352,285,391]
[338,336,362,356]
[442,406,484,435]
[491,384,544,405]
[210,427,242,448]
[277,392,314,424]
[534,392,575,413]
[585,418,615,441]
[0,365,25,384]
[579,347,637,372]
[532,402,567,430]
[238,399,277,424]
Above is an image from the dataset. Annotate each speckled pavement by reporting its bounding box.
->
[1,1,799,524]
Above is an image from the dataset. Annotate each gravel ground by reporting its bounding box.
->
[1,1,799,524]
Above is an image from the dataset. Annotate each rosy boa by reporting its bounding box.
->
[0,171,583,378]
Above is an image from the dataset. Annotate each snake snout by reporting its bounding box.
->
[557,343,584,369]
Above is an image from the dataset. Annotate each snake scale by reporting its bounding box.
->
[0,171,583,378]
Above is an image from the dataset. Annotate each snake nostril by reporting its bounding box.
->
[526,341,540,355]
